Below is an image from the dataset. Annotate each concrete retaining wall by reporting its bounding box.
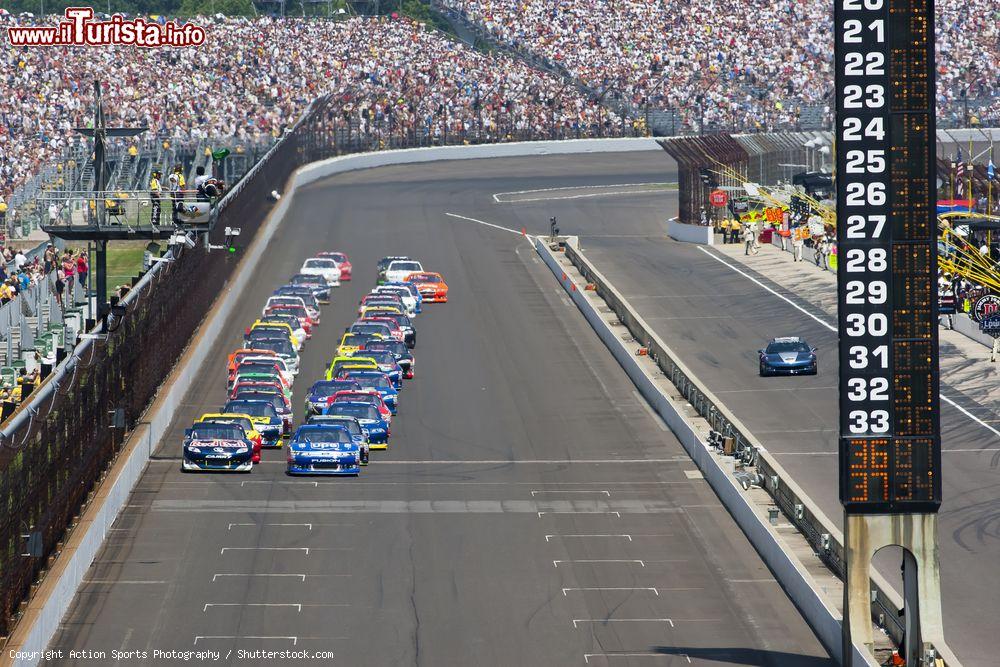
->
[666,218,714,245]
[3,137,662,666]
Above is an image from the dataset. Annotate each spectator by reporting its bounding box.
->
[13,248,25,271]
[76,251,88,294]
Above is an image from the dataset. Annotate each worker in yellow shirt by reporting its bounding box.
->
[149,170,162,226]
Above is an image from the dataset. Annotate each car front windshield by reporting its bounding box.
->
[299,429,351,444]
[190,424,244,440]
[353,375,390,390]
[366,341,406,356]
[330,404,379,420]
[390,261,421,273]
[312,382,357,398]
[225,401,278,418]
[202,418,252,432]
[253,339,294,356]
[291,274,324,286]
[767,342,810,354]
[304,259,337,269]
[352,324,389,336]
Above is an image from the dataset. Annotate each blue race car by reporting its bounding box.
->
[286,424,361,476]
[223,399,284,447]
[305,413,370,464]
[342,370,398,414]
[304,379,362,418]
[289,273,331,304]
[324,401,390,449]
[758,337,818,376]
[182,422,254,473]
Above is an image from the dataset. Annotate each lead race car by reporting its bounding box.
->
[181,422,255,472]
[286,424,362,476]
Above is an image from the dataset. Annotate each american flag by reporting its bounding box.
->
[956,148,965,179]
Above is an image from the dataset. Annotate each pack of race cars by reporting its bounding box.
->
[181,252,447,477]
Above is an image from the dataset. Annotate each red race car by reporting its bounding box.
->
[328,390,392,423]
[319,251,352,281]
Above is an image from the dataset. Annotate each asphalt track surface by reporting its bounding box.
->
[463,152,997,666]
[45,154,831,666]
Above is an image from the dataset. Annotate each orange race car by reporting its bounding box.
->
[227,348,281,374]
[405,272,448,303]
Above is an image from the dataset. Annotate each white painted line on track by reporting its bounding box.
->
[220,547,308,555]
[554,560,644,568]
[498,189,672,204]
[228,523,313,530]
[445,212,529,238]
[82,580,167,585]
[698,245,1000,442]
[573,618,673,628]
[563,587,658,596]
[585,654,690,664]
[204,603,302,612]
[242,481,318,487]
[492,182,675,203]
[539,511,621,517]
[213,574,311,582]
[546,534,632,542]
[194,636,297,646]
[531,490,610,496]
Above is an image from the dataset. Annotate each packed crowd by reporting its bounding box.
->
[444,0,1000,130]
[0,243,87,308]
[0,14,616,202]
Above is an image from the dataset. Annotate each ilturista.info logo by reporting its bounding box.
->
[7,8,206,48]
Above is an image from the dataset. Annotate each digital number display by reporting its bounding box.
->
[836,0,941,513]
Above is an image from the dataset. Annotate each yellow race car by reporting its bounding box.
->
[336,332,384,358]
[326,356,378,381]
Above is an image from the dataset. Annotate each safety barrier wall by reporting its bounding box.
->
[558,239,962,667]
[0,136,661,664]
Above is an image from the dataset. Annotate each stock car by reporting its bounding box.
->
[229,373,292,409]
[272,287,322,318]
[758,337,818,376]
[181,421,255,473]
[229,369,291,398]
[328,389,393,423]
[361,350,404,388]
[229,358,292,388]
[337,332,383,357]
[324,401,390,449]
[360,316,405,344]
[245,337,300,375]
[289,273,331,303]
[266,294,320,323]
[231,354,294,385]
[362,309,415,348]
[359,293,405,314]
[348,321,395,343]
[300,257,341,287]
[223,399,283,447]
[341,370,398,414]
[326,356,379,382]
[246,321,301,351]
[196,413,263,464]
[231,389,293,435]
[305,414,369,464]
[266,305,315,338]
[377,256,411,284]
[384,259,424,285]
[372,284,418,316]
[362,339,414,378]
[318,251,352,281]
[405,272,449,303]
[305,379,362,418]
[286,424,361,476]
[259,311,310,341]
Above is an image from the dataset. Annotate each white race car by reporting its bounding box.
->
[300,258,341,287]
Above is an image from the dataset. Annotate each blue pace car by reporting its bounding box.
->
[758,337,818,376]
[324,402,390,449]
[286,424,361,476]
[304,379,362,418]
[182,422,254,473]
[342,370,398,414]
